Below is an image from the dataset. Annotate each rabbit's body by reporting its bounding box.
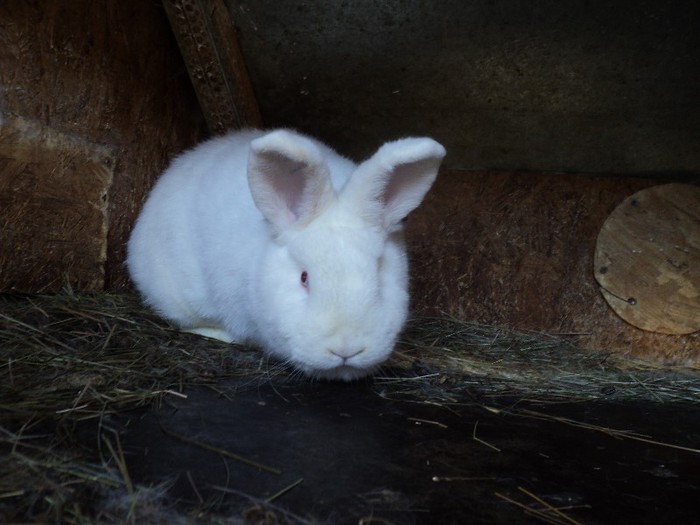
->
[127,129,445,380]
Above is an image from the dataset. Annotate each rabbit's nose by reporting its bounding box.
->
[330,347,365,362]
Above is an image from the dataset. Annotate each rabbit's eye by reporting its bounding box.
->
[300,271,309,288]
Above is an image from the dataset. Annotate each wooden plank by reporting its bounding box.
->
[0,0,208,291]
[594,183,700,335]
[0,117,114,292]
[163,0,263,133]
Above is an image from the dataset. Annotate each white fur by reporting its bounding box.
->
[127,129,445,380]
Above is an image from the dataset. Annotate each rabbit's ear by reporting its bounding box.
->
[248,130,335,231]
[343,138,445,230]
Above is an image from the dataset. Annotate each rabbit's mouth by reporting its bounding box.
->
[310,363,379,382]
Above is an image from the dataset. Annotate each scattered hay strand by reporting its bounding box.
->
[265,478,305,504]
[495,486,588,525]
[157,423,282,474]
[507,407,700,455]
[472,420,501,452]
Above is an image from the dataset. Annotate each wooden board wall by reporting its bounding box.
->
[0,117,113,291]
[406,172,699,366]
[0,0,207,291]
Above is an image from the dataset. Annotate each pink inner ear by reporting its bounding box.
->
[261,155,308,221]
[380,158,438,223]
[249,131,336,231]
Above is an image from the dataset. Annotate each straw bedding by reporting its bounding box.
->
[2,292,698,523]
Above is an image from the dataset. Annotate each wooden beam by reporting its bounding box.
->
[163,0,263,133]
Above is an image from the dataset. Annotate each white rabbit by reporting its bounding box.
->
[127,129,445,381]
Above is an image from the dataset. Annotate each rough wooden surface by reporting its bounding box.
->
[0,0,207,291]
[594,184,700,335]
[406,172,700,366]
[163,0,263,133]
[0,117,114,292]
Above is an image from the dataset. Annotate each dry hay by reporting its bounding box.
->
[1,292,699,523]
[393,316,700,403]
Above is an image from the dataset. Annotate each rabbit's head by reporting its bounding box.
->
[246,130,445,380]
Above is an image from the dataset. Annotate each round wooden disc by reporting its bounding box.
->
[594,183,700,335]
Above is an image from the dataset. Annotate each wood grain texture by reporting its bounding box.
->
[163,0,263,133]
[594,184,700,335]
[0,0,207,290]
[406,172,700,366]
[0,117,113,292]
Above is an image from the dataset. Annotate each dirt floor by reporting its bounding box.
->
[2,293,699,524]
